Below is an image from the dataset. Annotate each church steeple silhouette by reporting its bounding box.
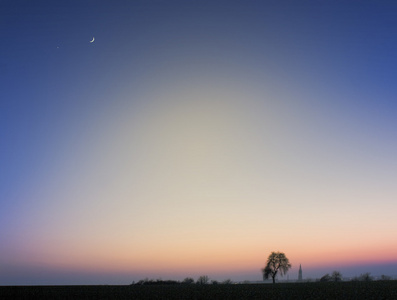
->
[298,264,302,281]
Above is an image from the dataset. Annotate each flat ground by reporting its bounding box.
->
[1,281,397,299]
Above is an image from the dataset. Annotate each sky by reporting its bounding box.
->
[1,0,397,285]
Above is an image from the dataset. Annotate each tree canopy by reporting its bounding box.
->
[262,251,291,284]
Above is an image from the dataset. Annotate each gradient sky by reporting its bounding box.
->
[1,0,397,285]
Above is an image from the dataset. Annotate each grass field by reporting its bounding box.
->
[1,281,397,299]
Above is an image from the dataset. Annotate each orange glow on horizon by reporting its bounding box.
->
[16,232,396,276]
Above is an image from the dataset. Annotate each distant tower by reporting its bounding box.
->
[298,264,302,281]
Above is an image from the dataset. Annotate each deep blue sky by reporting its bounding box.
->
[1,0,397,285]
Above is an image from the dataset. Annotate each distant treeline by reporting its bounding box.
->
[316,272,392,282]
[132,272,394,285]
[132,276,234,285]
[133,279,180,285]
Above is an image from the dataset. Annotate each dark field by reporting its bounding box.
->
[1,281,397,299]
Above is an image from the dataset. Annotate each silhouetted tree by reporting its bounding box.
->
[351,272,373,282]
[331,271,342,282]
[262,251,291,284]
[380,275,391,281]
[359,272,373,281]
[197,275,209,284]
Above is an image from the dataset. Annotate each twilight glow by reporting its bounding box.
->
[1,0,397,285]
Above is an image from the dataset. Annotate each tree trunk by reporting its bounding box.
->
[272,275,275,284]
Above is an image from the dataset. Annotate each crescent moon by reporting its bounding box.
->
[90,37,95,43]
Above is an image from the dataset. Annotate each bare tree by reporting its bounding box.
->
[197,275,209,284]
[331,271,342,282]
[359,272,374,281]
[352,272,373,281]
[262,251,291,284]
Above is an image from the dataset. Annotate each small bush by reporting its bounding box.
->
[320,274,331,282]
[222,279,233,284]
[182,277,195,284]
